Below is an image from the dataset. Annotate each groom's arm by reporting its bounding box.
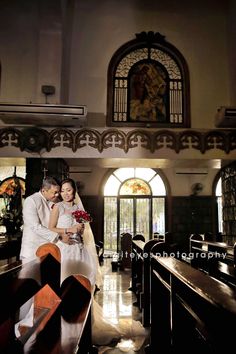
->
[23,197,58,242]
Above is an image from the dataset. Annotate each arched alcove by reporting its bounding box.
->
[107,31,190,128]
[103,167,167,253]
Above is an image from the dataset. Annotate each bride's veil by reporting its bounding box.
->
[75,193,103,288]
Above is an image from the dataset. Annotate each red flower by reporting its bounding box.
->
[72,209,93,223]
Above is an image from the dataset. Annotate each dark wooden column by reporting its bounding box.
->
[25,158,69,197]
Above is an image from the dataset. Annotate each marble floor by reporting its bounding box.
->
[94,257,150,354]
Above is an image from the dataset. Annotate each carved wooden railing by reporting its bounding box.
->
[0,127,235,154]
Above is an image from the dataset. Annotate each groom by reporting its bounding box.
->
[20,176,70,262]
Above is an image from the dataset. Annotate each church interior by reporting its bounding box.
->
[0,0,235,353]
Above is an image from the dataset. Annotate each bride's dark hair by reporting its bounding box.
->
[60,178,77,199]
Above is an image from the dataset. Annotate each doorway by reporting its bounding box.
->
[104,168,166,253]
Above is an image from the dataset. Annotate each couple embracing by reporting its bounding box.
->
[19,177,147,348]
[20,177,101,286]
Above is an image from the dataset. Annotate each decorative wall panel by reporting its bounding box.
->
[0,127,234,155]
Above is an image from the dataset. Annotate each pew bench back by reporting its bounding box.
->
[189,238,236,288]
[148,255,236,353]
[0,243,95,354]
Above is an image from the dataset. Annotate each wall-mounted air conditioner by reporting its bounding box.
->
[215,106,236,128]
[0,103,87,127]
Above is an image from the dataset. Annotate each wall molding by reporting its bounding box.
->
[0,127,235,154]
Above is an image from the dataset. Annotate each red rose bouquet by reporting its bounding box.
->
[72,210,93,223]
[70,209,92,248]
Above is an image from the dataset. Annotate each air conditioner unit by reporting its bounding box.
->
[0,103,87,127]
[215,106,236,128]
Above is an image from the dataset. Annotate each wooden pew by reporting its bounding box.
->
[189,236,235,266]
[189,237,236,288]
[0,243,97,354]
[141,239,164,327]
[0,250,61,353]
[147,254,236,354]
[0,237,22,264]
[131,238,145,296]
[131,237,163,324]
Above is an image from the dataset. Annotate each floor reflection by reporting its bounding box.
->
[95,258,149,353]
[101,274,133,325]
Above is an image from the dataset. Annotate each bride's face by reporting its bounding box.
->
[61,182,74,202]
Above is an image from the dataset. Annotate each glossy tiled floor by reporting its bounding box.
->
[94,257,149,353]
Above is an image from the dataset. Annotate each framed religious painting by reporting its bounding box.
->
[129,61,168,123]
[107,31,190,128]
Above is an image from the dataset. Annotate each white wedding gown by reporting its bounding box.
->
[56,200,148,351]
[55,202,99,286]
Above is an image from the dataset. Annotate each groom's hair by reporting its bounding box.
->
[41,176,60,190]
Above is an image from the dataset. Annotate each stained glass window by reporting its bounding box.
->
[107,31,190,128]
[216,178,223,233]
[0,165,26,234]
[0,177,25,196]
[104,168,166,196]
[120,178,151,195]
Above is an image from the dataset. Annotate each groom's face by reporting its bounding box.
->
[42,185,60,202]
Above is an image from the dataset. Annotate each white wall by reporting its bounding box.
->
[68,163,220,197]
[69,0,230,129]
[0,0,231,128]
[0,0,233,196]
[0,0,62,104]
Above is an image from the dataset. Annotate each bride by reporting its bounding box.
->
[48,178,101,287]
[49,178,147,349]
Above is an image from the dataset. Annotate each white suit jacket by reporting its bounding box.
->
[20,191,58,260]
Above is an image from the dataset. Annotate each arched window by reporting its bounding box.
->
[104,167,166,253]
[215,177,223,233]
[0,166,26,234]
[107,31,190,128]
